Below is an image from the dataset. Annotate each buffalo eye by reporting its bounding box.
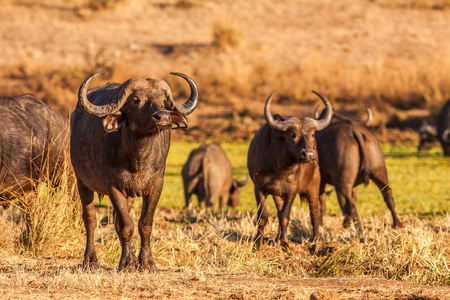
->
[133,97,140,104]
[291,132,296,139]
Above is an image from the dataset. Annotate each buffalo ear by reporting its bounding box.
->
[102,112,127,134]
[170,111,188,131]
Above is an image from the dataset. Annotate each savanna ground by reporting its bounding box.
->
[1,0,450,298]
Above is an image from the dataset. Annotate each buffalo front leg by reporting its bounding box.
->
[277,193,296,249]
[138,177,164,272]
[307,188,323,240]
[109,187,137,272]
[272,195,284,243]
[254,188,268,250]
[318,182,327,226]
[78,180,97,270]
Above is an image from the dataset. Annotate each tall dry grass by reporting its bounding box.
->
[0,152,84,258]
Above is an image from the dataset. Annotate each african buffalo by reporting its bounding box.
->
[418,99,450,156]
[0,94,67,207]
[247,90,332,249]
[70,71,198,271]
[315,109,403,231]
[182,143,249,209]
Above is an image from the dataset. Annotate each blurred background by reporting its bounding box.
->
[1,0,450,142]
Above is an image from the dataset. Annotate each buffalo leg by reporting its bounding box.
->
[351,187,363,234]
[138,177,164,272]
[273,195,284,242]
[318,182,327,226]
[254,188,268,250]
[109,186,137,272]
[78,180,97,269]
[277,193,296,249]
[370,172,403,228]
[335,184,359,229]
[306,188,323,240]
[219,191,230,210]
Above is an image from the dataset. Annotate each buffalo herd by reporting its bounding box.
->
[1,72,449,271]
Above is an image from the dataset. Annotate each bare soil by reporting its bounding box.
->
[0,256,449,299]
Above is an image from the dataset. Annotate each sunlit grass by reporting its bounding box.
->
[161,140,450,220]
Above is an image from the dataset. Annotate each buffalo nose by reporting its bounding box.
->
[152,110,171,125]
[300,149,315,162]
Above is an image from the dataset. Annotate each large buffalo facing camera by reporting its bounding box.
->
[70,72,199,272]
[247,91,332,249]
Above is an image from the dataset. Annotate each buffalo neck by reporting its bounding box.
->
[106,127,171,174]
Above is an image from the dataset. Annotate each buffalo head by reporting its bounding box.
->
[78,71,198,135]
[265,90,332,162]
[417,120,438,152]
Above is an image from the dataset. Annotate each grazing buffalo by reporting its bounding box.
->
[70,71,199,271]
[0,94,67,207]
[247,90,333,249]
[418,99,450,156]
[315,109,403,231]
[182,143,249,209]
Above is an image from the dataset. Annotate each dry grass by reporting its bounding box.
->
[1,0,450,125]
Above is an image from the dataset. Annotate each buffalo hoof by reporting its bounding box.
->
[139,260,158,273]
[117,254,139,272]
[81,261,99,271]
[393,221,404,229]
[253,235,265,251]
[280,240,290,251]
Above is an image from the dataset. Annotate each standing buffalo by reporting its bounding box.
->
[182,143,249,209]
[418,99,450,156]
[0,94,67,207]
[315,109,403,231]
[247,90,332,249]
[70,71,198,271]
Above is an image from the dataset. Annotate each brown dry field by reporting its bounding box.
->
[1,0,450,299]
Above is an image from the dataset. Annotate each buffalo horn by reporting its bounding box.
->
[443,128,450,144]
[264,90,298,131]
[78,71,131,118]
[310,91,333,131]
[166,72,199,116]
[235,175,251,187]
[364,105,373,126]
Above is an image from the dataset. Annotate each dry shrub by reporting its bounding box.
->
[212,21,241,50]
[14,154,84,258]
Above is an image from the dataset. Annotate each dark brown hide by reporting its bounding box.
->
[247,91,332,249]
[315,113,403,230]
[182,143,248,209]
[417,100,450,155]
[70,72,198,272]
[0,94,67,207]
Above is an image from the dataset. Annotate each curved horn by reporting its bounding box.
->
[364,105,373,126]
[443,128,450,144]
[314,105,320,120]
[235,175,251,187]
[418,120,436,136]
[310,91,333,131]
[168,72,199,116]
[264,90,297,131]
[78,71,129,118]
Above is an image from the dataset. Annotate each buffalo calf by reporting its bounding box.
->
[182,143,249,209]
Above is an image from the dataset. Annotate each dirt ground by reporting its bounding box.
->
[0,257,449,299]
[1,0,450,298]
